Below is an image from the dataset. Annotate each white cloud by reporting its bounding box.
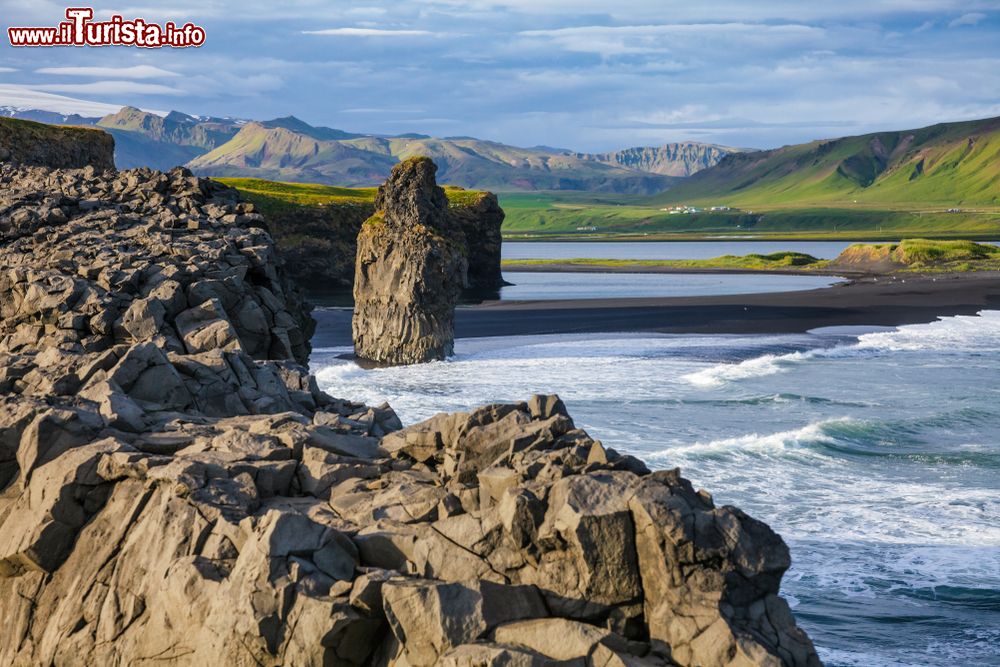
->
[35,65,181,79]
[428,0,994,22]
[303,28,434,37]
[0,68,18,74]
[31,81,186,96]
[0,83,165,115]
[949,12,986,27]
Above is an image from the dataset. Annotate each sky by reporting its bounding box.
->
[1,0,999,151]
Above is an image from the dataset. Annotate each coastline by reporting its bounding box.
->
[502,262,857,277]
[311,272,1000,347]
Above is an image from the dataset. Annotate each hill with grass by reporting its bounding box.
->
[653,116,1000,208]
[194,126,682,193]
[189,123,399,186]
[3,105,738,193]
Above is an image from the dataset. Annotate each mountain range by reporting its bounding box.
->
[0,105,740,194]
[654,115,1000,207]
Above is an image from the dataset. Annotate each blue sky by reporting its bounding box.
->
[1,0,999,151]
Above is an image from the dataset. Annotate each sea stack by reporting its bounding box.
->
[353,157,468,365]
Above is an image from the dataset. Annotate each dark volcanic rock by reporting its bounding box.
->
[0,117,115,170]
[0,153,820,665]
[264,202,371,292]
[257,186,506,296]
[352,157,468,365]
[447,190,507,290]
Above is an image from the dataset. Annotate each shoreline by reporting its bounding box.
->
[310,271,1000,347]
[502,262,859,277]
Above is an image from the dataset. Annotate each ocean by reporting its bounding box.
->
[312,311,1000,666]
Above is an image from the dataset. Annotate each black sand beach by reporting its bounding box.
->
[311,272,1000,348]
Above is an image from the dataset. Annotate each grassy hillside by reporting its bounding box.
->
[503,240,1000,274]
[653,116,1000,208]
[498,192,1000,240]
[217,177,482,214]
[505,251,822,271]
[499,116,1000,240]
[200,129,678,193]
[190,124,399,186]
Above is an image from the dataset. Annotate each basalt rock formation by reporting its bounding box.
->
[0,117,115,170]
[0,155,820,666]
[447,190,507,292]
[259,186,506,297]
[352,157,468,365]
[263,201,372,293]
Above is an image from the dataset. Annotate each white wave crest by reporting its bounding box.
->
[684,310,1000,387]
[857,309,1000,352]
[651,419,844,458]
[681,350,813,387]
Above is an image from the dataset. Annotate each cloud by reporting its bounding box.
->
[35,65,181,79]
[303,28,434,37]
[3,0,1000,151]
[518,23,825,57]
[0,68,19,74]
[31,81,186,96]
[0,83,162,115]
[949,12,986,27]
[341,107,426,113]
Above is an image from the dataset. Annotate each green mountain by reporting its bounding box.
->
[187,122,399,185]
[94,107,243,170]
[258,115,364,141]
[653,116,1000,208]
[97,107,240,151]
[7,104,736,193]
[190,124,684,193]
[576,143,745,177]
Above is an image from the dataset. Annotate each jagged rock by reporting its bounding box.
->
[353,157,468,365]
[0,155,818,666]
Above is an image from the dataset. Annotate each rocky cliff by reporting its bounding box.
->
[0,117,115,170]
[0,155,820,665]
[237,182,506,295]
[353,158,469,364]
[578,143,742,178]
[446,190,507,292]
[263,201,372,293]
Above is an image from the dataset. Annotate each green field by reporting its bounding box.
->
[504,251,825,271]
[217,177,483,215]
[498,116,1000,241]
[498,192,1000,241]
[503,240,1000,274]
